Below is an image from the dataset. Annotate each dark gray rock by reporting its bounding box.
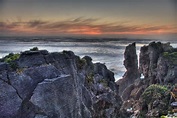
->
[139,42,163,80]
[93,92,122,118]
[34,115,48,118]
[138,42,176,84]
[117,43,139,96]
[0,70,8,82]
[0,49,122,118]
[0,62,8,71]
[139,42,177,84]
[121,78,146,101]
[18,51,46,68]
[121,84,134,101]
[8,65,61,100]
[156,56,168,84]
[30,76,82,118]
[119,42,176,117]
[0,79,22,118]
[94,63,115,82]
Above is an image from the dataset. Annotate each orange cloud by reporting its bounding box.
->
[0,18,176,36]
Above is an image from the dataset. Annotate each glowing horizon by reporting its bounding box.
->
[0,19,176,36]
[0,0,177,38]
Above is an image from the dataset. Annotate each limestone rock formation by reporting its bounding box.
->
[118,42,177,117]
[0,50,122,118]
[139,42,174,84]
[0,79,22,118]
[117,42,140,97]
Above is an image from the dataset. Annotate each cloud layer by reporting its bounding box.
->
[0,18,176,36]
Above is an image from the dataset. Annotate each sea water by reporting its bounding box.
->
[0,37,177,81]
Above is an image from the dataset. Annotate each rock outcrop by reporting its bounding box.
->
[116,42,140,97]
[118,42,177,117]
[0,50,122,118]
[139,42,176,84]
[1,41,177,118]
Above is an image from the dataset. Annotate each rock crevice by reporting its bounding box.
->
[0,50,122,118]
[117,42,177,117]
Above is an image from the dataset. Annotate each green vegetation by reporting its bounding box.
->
[77,58,86,69]
[30,47,38,51]
[3,53,20,63]
[1,53,20,70]
[163,52,177,58]
[86,73,94,84]
[142,84,169,104]
[160,115,168,118]
[163,51,177,65]
[160,115,177,118]
[141,84,171,117]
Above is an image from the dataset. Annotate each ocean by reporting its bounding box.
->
[0,37,177,81]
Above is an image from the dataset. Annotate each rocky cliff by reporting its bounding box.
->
[1,41,177,118]
[0,50,122,118]
[116,42,140,99]
[117,42,177,117]
[139,42,177,85]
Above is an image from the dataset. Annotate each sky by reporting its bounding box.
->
[0,0,177,39]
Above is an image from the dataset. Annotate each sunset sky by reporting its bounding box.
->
[0,0,177,39]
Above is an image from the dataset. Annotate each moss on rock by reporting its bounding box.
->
[163,51,177,65]
[141,84,171,117]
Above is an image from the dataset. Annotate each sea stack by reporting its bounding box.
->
[116,42,140,97]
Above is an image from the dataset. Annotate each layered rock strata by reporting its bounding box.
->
[0,50,122,118]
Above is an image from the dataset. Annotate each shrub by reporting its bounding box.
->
[160,115,168,118]
[3,53,20,63]
[163,52,177,58]
[76,58,86,69]
[141,84,170,116]
[142,84,169,104]
[163,52,169,58]
[30,47,38,51]
[2,53,20,70]
[163,51,177,65]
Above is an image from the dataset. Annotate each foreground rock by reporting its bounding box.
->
[0,79,22,118]
[0,50,122,118]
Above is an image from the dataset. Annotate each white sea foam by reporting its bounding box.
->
[0,37,177,81]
